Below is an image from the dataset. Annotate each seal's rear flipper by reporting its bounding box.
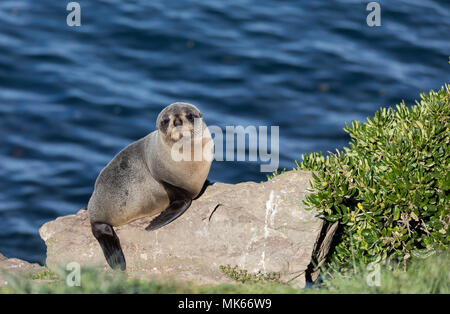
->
[145,199,192,231]
[91,222,126,271]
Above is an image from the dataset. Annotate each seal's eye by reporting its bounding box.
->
[160,118,170,128]
[186,113,194,122]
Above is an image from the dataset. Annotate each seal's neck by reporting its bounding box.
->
[144,131,212,198]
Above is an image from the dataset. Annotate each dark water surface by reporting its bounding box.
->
[0,0,449,262]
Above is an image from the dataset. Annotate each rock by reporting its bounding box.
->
[39,170,336,288]
[0,254,45,286]
[307,220,339,282]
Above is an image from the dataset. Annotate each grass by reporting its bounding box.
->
[219,265,282,284]
[26,269,59,281]
[314,250,449,293]
[0,251,448,294]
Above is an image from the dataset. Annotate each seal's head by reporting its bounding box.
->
[157,102,203,143]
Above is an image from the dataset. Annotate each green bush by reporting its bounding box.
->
[298,85,450,268]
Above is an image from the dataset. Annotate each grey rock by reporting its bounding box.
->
[0,254,45,286]
[39,170,336,287]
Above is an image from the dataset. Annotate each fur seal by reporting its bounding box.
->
[87,102,213,270]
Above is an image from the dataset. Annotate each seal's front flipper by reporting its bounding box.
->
[145,199,192,231]
[91,222,126,271]
[193,179,213,200]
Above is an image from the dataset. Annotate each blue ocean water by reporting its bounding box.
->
[0,0,449,263]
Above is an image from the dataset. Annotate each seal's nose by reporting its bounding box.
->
[174,118,182,127]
